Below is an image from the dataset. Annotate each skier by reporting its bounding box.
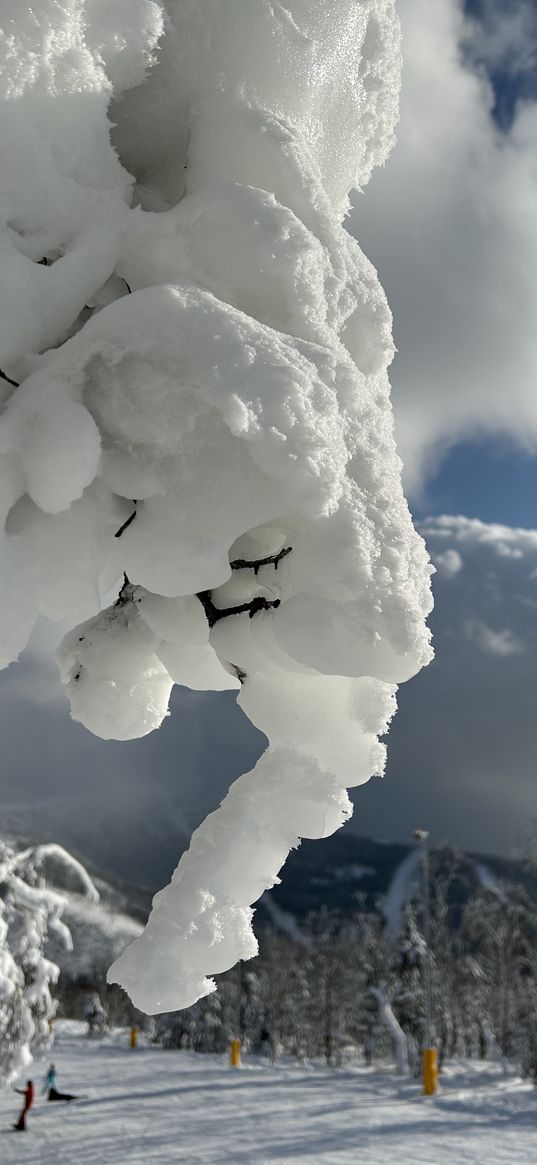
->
[14,1080,34,1131]
[43,1063,77,1102]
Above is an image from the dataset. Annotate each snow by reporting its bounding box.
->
[258,892,310,947]
[2,1021,537,1164]
[1,1,433,1012]
[48,899,141,983]
[476,863,508,905]
[383,848,422,937]
[32,844,100,905]
[0,840,73,1080]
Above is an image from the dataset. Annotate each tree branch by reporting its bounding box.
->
[114,574,133,607]
[229,546,292,575]
[197,590,281,628]
[0,368,19,389]
[114,507,137,539]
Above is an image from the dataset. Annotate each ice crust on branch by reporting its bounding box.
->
[0,0,433,1013]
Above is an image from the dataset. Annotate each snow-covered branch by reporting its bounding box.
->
[0,840,74,1081]
[1,1,433,1013]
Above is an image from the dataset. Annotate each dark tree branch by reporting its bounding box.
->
[197,590,281,629]
[110,543,291,672]
[196,546,291,630]
[114,506,137,539]
[123,278,132,294]
[114,573,133,607]
[0,368,19,389]
[229,546,292,575]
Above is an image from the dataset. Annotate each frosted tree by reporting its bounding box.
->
[0,842,72,1081]
[0,1,433,1013]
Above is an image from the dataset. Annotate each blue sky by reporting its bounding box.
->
[353,0,537,522]
[465,0,537,128]
[414,438,537,529]
[419,0,537,531]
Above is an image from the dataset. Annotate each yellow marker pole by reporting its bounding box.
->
[412,830,438,1096]
[130,1026,138,1049]
[230,960,242,1068]
[422,1047,438,1095]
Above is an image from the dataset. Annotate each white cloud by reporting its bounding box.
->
[466,618,524,657]
[464,0,537,83]
[356,514,537,856]
[352,0,537,494]
[433,547,463,576]
[420,513,537,555]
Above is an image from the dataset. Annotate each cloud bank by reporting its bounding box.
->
[357,514,537,855]
[353,0,537,493]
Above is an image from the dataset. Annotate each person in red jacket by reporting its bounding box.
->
[14,1080,34,1131]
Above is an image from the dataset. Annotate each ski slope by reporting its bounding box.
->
[1,1022,536,1163]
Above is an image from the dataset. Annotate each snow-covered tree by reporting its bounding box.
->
[257,930,309,1062]
[0,841,73,1081]
[0,2,433,1013]
[84,991,108,1038]
[298,910,361,1064]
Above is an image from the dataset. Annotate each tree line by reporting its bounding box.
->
[151,846,537,1082]
[9,840,535,1085]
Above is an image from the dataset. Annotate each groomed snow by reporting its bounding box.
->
[1,1,433,1012]
[1,1021,536,1164]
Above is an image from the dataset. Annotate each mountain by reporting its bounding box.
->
[6,826,536,991]
[255,831,537,934]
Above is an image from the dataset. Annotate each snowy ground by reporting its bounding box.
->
[1,1022,536,1164]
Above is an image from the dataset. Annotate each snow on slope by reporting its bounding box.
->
[383,847,422,936]
[1,1,433,1012]
[476,862,508,906]
[1,1021,536,1164]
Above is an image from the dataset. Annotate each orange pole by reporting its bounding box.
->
[422,1047,438,1094]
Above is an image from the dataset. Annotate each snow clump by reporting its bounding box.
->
[0,1,433,1012]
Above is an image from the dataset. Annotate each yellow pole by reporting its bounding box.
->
[130,1026,138,1049]
[230,1038,241,1068]
[422,1047,438,1095]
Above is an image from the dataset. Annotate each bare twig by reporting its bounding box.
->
[114,507,137,539]
[114,574,133,607]
[197,590,281,628]
[0,368,19,389]
[229,546,292,575]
